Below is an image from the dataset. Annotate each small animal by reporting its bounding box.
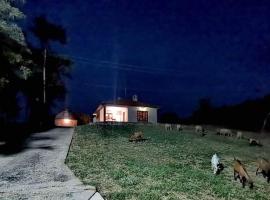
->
[165,123,172,131]
[256,158,270,183]
[236,131,243,139]
[176,124,183,131]
[233,158,253,189]
[211,154,224,175]
[195,125,205,132]
[129,131,144,142]
[217,128,233,136]
[195,125,206,136]
[249,138,262,146]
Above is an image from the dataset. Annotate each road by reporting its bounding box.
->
[0,128,100,200]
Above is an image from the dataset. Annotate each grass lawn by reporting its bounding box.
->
[66,124,270,200]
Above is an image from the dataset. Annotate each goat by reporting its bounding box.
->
[236,131,243,139]
[211,154,224,175]
[176,124,183,131]
[195,125,203,132]
[165,123,172,131]
[249,138,262,147]
[256,158,270,183]
[129,131,144,142]
[195,125,206,136]
[233,158,253,189]
[217,128,233,136]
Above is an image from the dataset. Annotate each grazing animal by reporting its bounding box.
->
[249,138,262,146]
[129,131,144,142]
[165,123,172,131]
[176,124,183,131]
[233,158,253,189]
[211,154,224,175]
[195,125,204,132]
[217,128,233,136]
[236,131,243,139]
[195,125,206,136]
[256,158,270,183]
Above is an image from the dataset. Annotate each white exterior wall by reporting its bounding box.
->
[128,106,157,123]
[99,107,104,122]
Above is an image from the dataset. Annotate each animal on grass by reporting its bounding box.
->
[256,158,270,183]
[233,158,253,189]
[211,154,224,175]
[249,138,262,147]
[165,123,172,131]
[236,131,243,139]
[195,125,203,132]
[217,128,233,137]
[176,124,183,131]
[129,131,144,142]
[195,125,206,136]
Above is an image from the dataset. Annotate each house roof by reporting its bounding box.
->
[55,109,76,120]
[100,99,159,108]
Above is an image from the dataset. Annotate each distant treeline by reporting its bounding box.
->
[160,95,270,131]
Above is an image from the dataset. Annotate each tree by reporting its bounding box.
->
[25,16,71,127]
[191,97,213,124]
[0,0,25,44]
[0,0,31,122]
[159,112,180,124]
[30,15,67,104]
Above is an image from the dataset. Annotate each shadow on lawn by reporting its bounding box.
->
[0,122,55,155]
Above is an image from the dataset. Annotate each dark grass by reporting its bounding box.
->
[66,124,270,200]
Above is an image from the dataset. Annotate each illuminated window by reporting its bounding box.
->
[105,106,128,122]
[137,111,148,122]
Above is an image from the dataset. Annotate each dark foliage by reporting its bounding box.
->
[188,95,270,131]
[74,113,91,125]
[30,15,67,47]
[0,32,29,122]
[159,112,181,124]
[25,16,72,128]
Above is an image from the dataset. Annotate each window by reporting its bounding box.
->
[137,111,148,122]
[105,106,128,122]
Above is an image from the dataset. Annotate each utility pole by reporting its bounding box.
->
[43,48,47,104]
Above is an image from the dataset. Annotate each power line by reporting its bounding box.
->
[65,55,197,77]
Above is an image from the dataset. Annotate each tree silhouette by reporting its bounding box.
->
[30,15,67,104]
[25,16,71,128]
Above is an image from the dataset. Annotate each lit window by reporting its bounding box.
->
[137,111,148,122]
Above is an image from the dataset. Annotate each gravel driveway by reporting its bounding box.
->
[0,128,101,200]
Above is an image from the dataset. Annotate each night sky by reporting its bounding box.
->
[23,0,270,117]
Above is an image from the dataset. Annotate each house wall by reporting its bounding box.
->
[99,107,104,122]
[128,107,157,123]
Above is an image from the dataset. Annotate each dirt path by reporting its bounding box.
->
[0,128,99,200]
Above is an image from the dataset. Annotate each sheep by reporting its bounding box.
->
[236,131,243,139]
[165,123,172,131]
[233,158,253,189]
[217,128,233,137]
[195,125,206,136]
[256,158,270,183]
[176,124,183,131]
[211,154,224,175]
[249,138,262,146]
[195,125,204,132]
[129,131,144,142]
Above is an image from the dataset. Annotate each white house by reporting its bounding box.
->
[93,96,158,123]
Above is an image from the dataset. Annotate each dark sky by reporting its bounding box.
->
[24,0,270,117]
